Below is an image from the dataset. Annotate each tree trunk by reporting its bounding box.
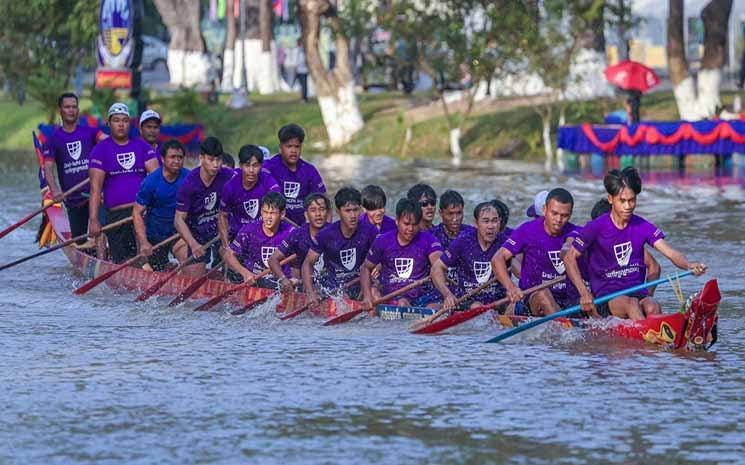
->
[539,107,553,172]
[221,0,237,91]
[298,0,364,148]
[153,0,210,86]
[260,0,271,52]
[556,107,566,172]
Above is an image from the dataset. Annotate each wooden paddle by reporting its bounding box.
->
[0,178,90,240]
[411,276,565,335]
[192,254,297,312]
[0,216,132,272]
[484,271,695,343]
[408,276,500,332]
[322,276,431,326]
[73,233,180,295]
[278,276,362,321]
[167,258,225,307]
[134,236,220,302]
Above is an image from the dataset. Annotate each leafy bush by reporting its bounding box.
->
[26,71,67,123]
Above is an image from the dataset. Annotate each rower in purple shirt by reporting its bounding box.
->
[360,198,443,309]
[174,136,234,276]
[218,144,280,244]
[139,109,162,163]
[406,183,437,230]
[564,167,706,320]
[432,200,509,310]
[269,193,331,293]
[42,92,107,241]
[263,124,326,226]
[302,188,378,302]
[493,188,580,316]
[429,189,475,249]
[360,185,396,235]
[224,192,295,287]
[88,102,158,263]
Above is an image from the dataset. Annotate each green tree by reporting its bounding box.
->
[0,0,98,121]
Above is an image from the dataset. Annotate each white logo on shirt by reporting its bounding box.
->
[204,192,217,211]
[116,151,136,170]
[394,257,414,279]
[315,253,324,273]
[614,241,632,267]
[66,141,82,161]
[261,246,276,267]
[340,248,356,271]
[548,250,565,274]
[243,199,259,219]
[473,261,492,284]
[283,181,301,199]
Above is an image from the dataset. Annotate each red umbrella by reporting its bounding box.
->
[604,60,660,93]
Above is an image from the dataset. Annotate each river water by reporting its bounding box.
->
[1,151,744,465]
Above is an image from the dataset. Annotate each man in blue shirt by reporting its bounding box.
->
[133,140,190,271]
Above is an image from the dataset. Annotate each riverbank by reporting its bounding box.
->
[0,90,737,159]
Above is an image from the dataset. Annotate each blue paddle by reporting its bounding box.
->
[484,270,695,344]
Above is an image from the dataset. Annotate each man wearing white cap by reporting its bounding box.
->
[139,109,162,161]
[88,103,160,263]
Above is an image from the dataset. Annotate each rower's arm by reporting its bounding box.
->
[644,248,661,296]
[510,253,523,279]
[144,158,159,174]
[563,247,590,298]
[268,249,291,287]
[360,259,376,306]
[132,203,149,250]
[217,211,231,250]
[431,259,455,301]
[43,160,62,198]
[87,168,105,236]
[652,239,707,275]
[223,246,250,276]
[492,248,517,293]
[174,211,198,249]
[301,249,321,295]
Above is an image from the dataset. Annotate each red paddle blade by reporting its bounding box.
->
[322,308,365,326]
[167,276,209,307]
[0,210,38,239]
[135,269,178,302]
[193,288,238,312]
[73,263,128,295]
[230,295,272,316]
[279,302,314,320]
[411,304,494,334]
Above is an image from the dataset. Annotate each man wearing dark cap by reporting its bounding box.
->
[174,136,234,276]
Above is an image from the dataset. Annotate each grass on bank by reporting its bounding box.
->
[2,89,737,159]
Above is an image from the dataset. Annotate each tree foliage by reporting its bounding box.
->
[0,0,98,108]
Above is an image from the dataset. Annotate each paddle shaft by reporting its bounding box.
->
[278,275,363,321]
[322,276,431,326]
[0,216,132,272]
[485,271,695,343]
[193,254,297,312]
[411,276,565,335]
[134,236,220,302]
[74,232,180,295]
[0,178,90,240]
[167,258,225,307]
[410,277,499,331]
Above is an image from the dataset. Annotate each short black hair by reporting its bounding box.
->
[278,123,305,144]
[160,139,185,158]
[334,187,362,209]
[221,152,235,169]
[58,92,78,107]
[546,188,574,208]
[238,144,264,165]
[604,167,642,196]
[494,199,510,232]
[200,136,223,157]
[304,192,331,210]
[439,190,464,210]
[361,185,387,210]
[261,191,286,211]
[591,198,612,219]
[473,200,500,220]
[395,198,423,223]
[406,183,436,203]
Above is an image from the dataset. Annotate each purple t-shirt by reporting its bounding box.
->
[572,213,665,297]
[263,155,326,225]
[501,217,579,302]
[230,221,294,277]
[88,137,156,209]
[278,223,318,271]
[42,125,100,206]
[366,230,442,298]
[219,171,280,238]
[439,228,508,301]
[176,166,234,242]
[430,223,476,249]
[360,213,397,235]
[311,221,377,288]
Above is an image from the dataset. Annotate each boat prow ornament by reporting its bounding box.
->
[679,279,721,351]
